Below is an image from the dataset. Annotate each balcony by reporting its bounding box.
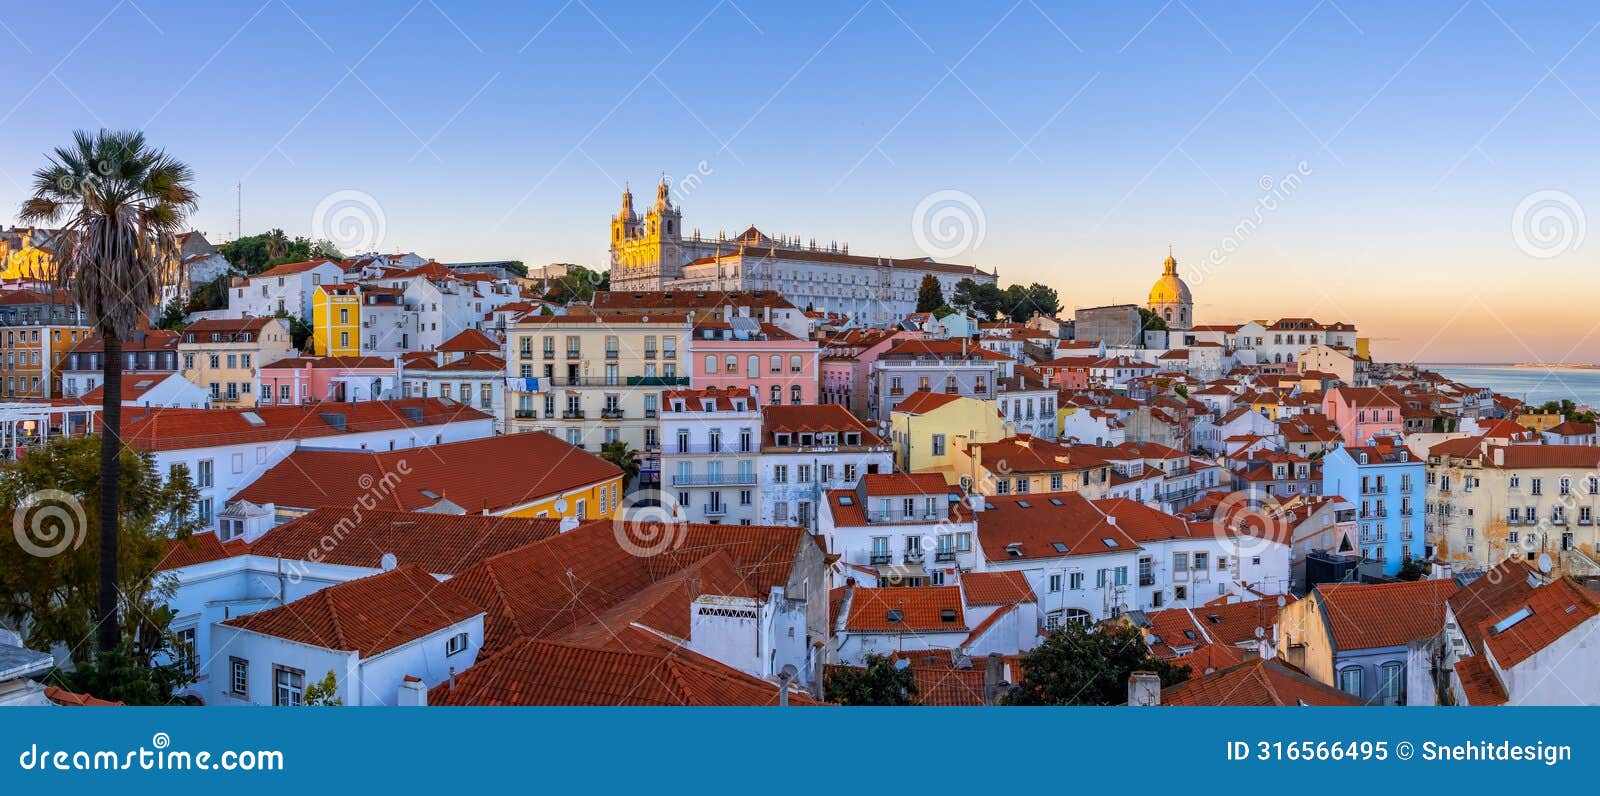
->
[644,409,658,419]
[669,443,755,455]
[869,553,892,566]
[866,511,944,524]
[601,408,624,420]
[513,409,537,419]
[1139,574,1156,587]
[903,551,925,564]
[566,350,581,359]
[562,409,586,419]
[702,503,729,517]
[671,472,759,487]
[934,550,956,563]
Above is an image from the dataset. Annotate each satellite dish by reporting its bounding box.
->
[1538,553,1553,574]
[894,658,911,671]
[379,552,398,571]
[554,499,568,514]
[778,664,799,682]
[1254,626,1266,640]
[1276,595,1287,608]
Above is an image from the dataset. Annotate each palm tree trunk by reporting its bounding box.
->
[95,328,122,652]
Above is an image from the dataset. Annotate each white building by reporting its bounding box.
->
[121,399,494,532]
[208,565,485,706]
[759,403,893,531]
[660,387,763,524]
[227,259,347,320]
[818,472,978,587]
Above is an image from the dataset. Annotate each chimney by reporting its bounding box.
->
[397,675,428,706]
[982,653,1010,705]
[447,666,457,691]
[967,492,986,514]
[1493,446,1505,467]
[559,515,581,532]
[1128,671,1161,706]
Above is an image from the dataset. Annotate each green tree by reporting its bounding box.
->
[950,278,979,313]
[824,653,918,705]
[155,299,186,331]
[1396,559,1429,581]
[1138,306,1169,333]
[263,228,290,261]
[50,640,196,706]
[970,282,1005,320]
[599,440,640,485]
[303,670,343,705]
[916,274,944,313]
[505,260,529,278]
[544,265,609,304]
[1001,621,1189,706]
[20,129,197,652]
[1001,284,1031,322]
[273,310,313,351]
[1024,282,1062,318]
[0,435,202,662]
[931,304,957,320]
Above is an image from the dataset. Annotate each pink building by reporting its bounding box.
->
[817,328,923,417]
[1322,386,1403,447]
[685,321,819,406]
[258,355,402,405]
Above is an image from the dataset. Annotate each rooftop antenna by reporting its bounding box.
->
[236,180,243,241]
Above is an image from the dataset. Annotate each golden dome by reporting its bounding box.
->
[1148,252,1192,306]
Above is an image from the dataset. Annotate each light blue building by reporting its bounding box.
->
[1319,439,1425,575]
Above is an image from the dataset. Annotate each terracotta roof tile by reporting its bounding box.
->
[121,398,489,452]
[1452,655,1509,705]
[960,571,1037,606]
[1482,578,1600,669]
[222,564,482,657]
[1160,658,1362,706]
[232,431,618,515]
[844,586,966,632]
[246,509,562,575]
[1316,579,1458,651]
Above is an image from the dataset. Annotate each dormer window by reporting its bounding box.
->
[775,433,791,446]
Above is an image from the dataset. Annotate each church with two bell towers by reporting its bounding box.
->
[606,179,997,325]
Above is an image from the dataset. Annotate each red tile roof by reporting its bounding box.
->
[80,373,188,403]
[762,403,884,446]
[254,258,338,278]
[960,571,1037,606]
[1447,559,1539,655]
[1146,598,1287,657]
[892,390,965,415]
[155,531,250,571]
[977,492,1141,561]
[120,398,490,452]
[428,633,818,706]
[222,564,482,657]
[1452,655,1509,706]
[844,586,966,632]
[1316,579,1459,651]
[1159,658,1362,706]
[1482,578,1600,669]
[440,520,811,653]
[437,328,499,352]
[230,432,620,513]
[246,509,562,575]
[42,686,124,707]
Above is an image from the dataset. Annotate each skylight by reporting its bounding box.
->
[1490,606,1534,635]
[240,412,265,427]
[1103,538,1120,547]
[419,489,440,500]
[1051,542,1068,553]
[839,496,854,506]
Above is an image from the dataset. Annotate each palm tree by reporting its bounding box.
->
[599,439,640,485]
[263,228,290,261]
[20,130,196,653]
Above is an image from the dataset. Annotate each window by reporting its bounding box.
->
[1339,666,1362,696]
[197,459,214,488]
[175,628,196,676]
[1048,573,1062,593]
[1379,663,1403,703]
[229,657,249,697]
[445,632,469,657]
[274,666,305,706]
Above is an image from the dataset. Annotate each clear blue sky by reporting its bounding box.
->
[3,0,1598,362]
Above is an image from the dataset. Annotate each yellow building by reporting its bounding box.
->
[178,317,297,407]
[888,390,1008,479]
[1250,392,1282,420]
[0,229,58,281]
[1,324,90,399]
[312,284,361,356]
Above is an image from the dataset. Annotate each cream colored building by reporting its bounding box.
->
[504,309,691,458]
[1426,437,1600,573]
[178,317,297,408]
[887,391,1009,479]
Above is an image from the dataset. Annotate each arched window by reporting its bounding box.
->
[1064,608,1092,627]
[1338,666,1363,696]
[1379,662,1404,704]
[790,385,802,404]
[770,384,781,405]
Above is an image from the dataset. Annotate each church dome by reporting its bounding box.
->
[1148,252,1192,305]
